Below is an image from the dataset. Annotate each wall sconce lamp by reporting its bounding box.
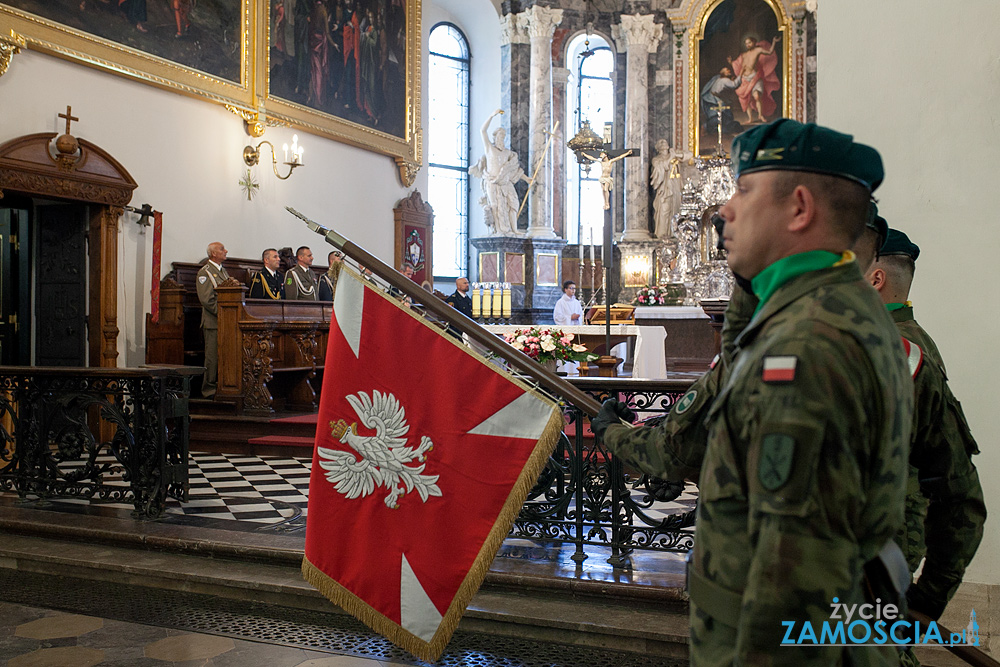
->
[243,134,305,180]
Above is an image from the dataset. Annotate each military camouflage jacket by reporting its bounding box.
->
[893,306,986,620]
[605,261,913,666]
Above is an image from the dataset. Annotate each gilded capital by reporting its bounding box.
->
[0,30,27,79]
[522,6,563,42]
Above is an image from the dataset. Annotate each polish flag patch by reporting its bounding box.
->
[762,356,797,382]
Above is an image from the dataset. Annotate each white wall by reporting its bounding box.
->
[819,1,1000,585]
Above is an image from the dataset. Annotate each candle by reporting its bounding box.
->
[578,239,583,263]
[482,284,493,321]
[501,283,511,319]
[471,283,481,319]
[589,228,595,264]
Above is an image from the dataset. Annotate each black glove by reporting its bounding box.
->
[590,399,636,441]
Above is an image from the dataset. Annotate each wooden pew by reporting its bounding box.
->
[215,282,331,416]
[146,256,332,414]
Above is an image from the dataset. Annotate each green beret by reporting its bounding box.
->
[866,202,888,250]
[731,119,884,192]
[880,228,920,261]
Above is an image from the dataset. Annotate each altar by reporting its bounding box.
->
[634,305,715,372]
[482,324,669,379]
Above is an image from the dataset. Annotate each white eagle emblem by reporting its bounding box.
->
[318,390,442,509]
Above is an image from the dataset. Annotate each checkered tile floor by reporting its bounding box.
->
[3,452,695,527]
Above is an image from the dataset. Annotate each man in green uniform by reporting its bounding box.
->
[196,241,230,398]
[286,245,319,300]
[859,227,986,621]
[592,119,913,665]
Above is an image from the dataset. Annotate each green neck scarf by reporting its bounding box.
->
[886,301,912,312]
[751,250,846,316]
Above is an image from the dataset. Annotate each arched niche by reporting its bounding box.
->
[0,131,138,368]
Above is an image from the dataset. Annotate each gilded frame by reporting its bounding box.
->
[688,0,792,156]
[0,1,254,107]
[478,252,499,283]
[504,252,525,286]
[535,252,559,287]
[260,0,422,181]
[0,0,423,182]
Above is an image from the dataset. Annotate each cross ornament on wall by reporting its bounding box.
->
[58,105,79,136]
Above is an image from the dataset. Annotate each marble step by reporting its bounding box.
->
[0,531,690,660]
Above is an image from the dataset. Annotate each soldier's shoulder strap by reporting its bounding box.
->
[901,336,923,379]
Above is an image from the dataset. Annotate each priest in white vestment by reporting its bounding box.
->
[553,281,584,374]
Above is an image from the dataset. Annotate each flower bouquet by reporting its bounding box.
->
[632,284,684,306]
[502,327,598,364]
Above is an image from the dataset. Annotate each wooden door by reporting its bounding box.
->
[0,206,30,365]
[34,202,88,366]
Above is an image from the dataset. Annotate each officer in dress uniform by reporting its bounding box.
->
[196,241,230,397]
[444,277,473,318]
[591,119,913,665]
[318,250,343,301]
[855,225,986,628]
[285,246,319,300]
[248,248,285,300]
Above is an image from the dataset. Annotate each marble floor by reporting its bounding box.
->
[0,601,390,667]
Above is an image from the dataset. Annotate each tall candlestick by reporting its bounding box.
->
[501,283,511,319]
[482,285,493,321]
[471,283,481,319]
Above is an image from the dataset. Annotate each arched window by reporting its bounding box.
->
[565,33,614,246]
[427,23,471,279]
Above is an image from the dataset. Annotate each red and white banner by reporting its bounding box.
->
[302,266,562,661]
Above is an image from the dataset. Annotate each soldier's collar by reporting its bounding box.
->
[736,258,863,349]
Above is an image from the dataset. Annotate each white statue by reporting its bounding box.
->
[650,139,684,239]
[470,109,529,237]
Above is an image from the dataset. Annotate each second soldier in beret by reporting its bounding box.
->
[591,119,913,665]
[855,226,986,633]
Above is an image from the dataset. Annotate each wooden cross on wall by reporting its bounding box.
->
[58,105,79,135]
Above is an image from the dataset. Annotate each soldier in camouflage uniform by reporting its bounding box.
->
[592,119,913,665]
[857,227,986,621]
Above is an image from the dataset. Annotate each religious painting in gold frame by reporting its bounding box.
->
[260,0,422,175]
[0,0,253,107]
[690,0,790,157]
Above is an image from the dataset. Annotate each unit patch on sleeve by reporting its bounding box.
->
[762,356,798,382]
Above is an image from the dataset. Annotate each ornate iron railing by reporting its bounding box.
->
[0,366,199,519]
[512,376,700,566]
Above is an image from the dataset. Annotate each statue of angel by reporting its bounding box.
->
[469,109,529,236]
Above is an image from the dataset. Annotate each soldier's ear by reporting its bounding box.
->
[869,267,886,291]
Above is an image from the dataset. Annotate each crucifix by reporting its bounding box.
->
[573,142,640,369]
[58,105,79,136]
[710,101,729,156]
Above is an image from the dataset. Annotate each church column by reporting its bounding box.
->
[499,11,531,231]
[619,14,662,242]
[522,5,563,239]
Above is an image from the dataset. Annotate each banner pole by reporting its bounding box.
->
[287,207,603,416]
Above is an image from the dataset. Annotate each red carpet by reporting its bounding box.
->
[270,413,319,425]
